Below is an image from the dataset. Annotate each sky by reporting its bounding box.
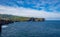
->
[0,0,60,20]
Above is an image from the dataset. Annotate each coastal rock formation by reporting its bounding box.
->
[0,19,13,25]
[0,14,45,22]
[0,19,13,33]
[0,18,45,25]
[28,18,45,22]
[0,18,45,33]
[0,14,45,33]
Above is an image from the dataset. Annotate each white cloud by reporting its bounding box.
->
[0,5,60,20]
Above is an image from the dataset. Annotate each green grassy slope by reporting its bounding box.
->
[0,14,30,21]
[0,14,45,22]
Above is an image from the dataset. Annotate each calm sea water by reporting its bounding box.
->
[1,20,60,37]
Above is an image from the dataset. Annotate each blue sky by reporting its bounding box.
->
[0,0,60,20]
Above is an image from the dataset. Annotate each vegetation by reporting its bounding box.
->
[0,14,45,22]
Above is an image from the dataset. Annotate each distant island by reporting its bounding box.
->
[0,14,45,25]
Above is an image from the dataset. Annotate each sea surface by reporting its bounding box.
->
[1,20,60,37]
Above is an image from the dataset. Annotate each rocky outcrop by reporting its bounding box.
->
[0,18,45,25]
[0,19,14,33]
[28,18,45,22]
[0,18,45,33]
[0,14,45,22]
[0,19,13,25]
[0,14,45,33]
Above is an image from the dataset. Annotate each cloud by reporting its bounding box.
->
[0,5,60,20]
[0,0,60,12]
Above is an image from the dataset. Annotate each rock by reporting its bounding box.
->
[0,19,14,33]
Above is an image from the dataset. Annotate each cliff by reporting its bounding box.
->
[0,14,45,25]
[0,14,45,33]
[0,14,45,22]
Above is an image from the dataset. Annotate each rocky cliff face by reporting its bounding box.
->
[0,17,45,25]
[0,17,45,33]
[0,19,13,33]
[0,14,45,33]
[0,14,45,25]
[28,18,45,22]
[0,19,13,25]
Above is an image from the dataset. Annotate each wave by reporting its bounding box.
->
[2,25,8,28]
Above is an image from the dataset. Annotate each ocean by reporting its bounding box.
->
[1,20,60,37]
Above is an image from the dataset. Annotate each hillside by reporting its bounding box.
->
[0,14,45,22]
[0,14,30,21]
